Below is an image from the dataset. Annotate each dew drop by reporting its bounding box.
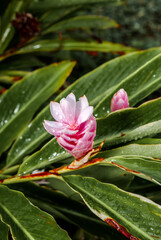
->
[14,104,20,114]
[153,74,156,78]
[95,113,98,117]
[26,138,31,142]
[4,120,8,123]
[33,44,41,49]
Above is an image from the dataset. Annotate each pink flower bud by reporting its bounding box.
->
[43,93,96,159]
[111,89,129,112]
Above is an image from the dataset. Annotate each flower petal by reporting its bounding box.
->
[57,137,75,151]
[62,128,78,135]
[76,106,93,125]
[111,89,129,112]
[72,140,93,159]
[60,96,76,125]
[75,95,89,120]
[43,120,67,137]
[50,102,65,122]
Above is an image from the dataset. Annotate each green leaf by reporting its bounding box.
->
[0,70,28,77]
[95,154,161,185]
[29,0,123,12]
[0,185,71,240]
[17,139,73,175]
[63,165,134,190]
[0,55,45,70]
[94,50,161,118]
[0,71,28,85]
[0,219,9,240]
[0,61,75,156]
[95,97,161,148]
[8,47,152,169]
[18,97,161,175]
[0,0,24,54]
[40,7,80,28]
[64,175,161,240]
[9,182,121,239]
[99,140,161,159]
[16,39,136,54]
[43,15,118,34]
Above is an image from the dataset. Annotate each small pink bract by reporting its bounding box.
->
[111,89,129,112]
[43,93,96,159]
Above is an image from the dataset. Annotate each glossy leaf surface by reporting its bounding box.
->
[7,48,161,169]
[95,97,161,148]
[64,175,161,240]
[98,155,161,185]
[18,97,161,175]
[0,185,71,240]
[0,61,75,156]
[94,48,161,117]
[9,182,122,239]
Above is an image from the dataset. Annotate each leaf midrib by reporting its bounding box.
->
[0,203,35,240]
[69,181,154,240]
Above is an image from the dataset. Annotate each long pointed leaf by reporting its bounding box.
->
[0,0,24,54]
[0,185,71,240]
[18,97,161,175]
[16,39,136,54]
[0,61,75,156]
[64,175,161,240]
[43,15,118,34]
[7,48,161,168]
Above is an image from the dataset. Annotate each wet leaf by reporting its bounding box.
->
[18,97,161,175]
[64,175,161,240]
[0,185,71,240]
[7,47,159,169]
[0,61,75,156]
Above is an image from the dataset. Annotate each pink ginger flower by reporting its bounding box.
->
[43,93,96,159]
[111,89,129,112]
